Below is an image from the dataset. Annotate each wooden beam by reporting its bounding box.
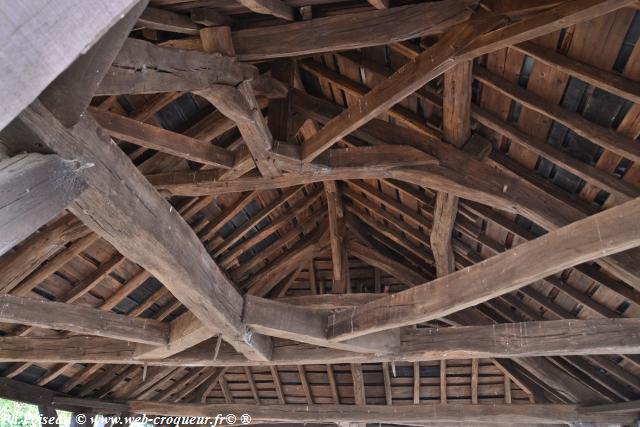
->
[292,88,640,290]
[96,38,256,96]
[299,0,634,161]
[89,109,234,168]
[244,296,400,354]
[368,0,389,9]
[0,0,142,130]
[0,294,168,345]
[5,318,640,366]
[347,240,424,286]
[197,26,281,178]
[39,1,147,127]
[149,145,437,195]
[0,154,87,256]
[0,214,87,294]
[137,6,200,35]
[190,8,232,27]
[135,312,214,359]
[327,196,640,341]
[431,61,472,277]
[14,101,272,361]
[127,403,637,425]
[237,0,293,20]
[227,0,474,60]
[324,181,347,290]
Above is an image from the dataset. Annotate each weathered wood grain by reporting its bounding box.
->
[127,402,636,424]
[327,196,640,341]
[14,101,272,361]
[0,154,87,256]
[96,38,256,95]
[90,108,234,168]
[0,0,142,130]
[0,294,169,345]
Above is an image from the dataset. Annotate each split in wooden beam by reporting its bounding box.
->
[13,101,272,361]
[96,38,256,96]
[327,196,640,341]
[0,154,87,256]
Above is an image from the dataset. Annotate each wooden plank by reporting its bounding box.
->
[474,65,640,163]
[347,240,424,286]
[237,0,293,20]
[0,154,87,256]
[96,38,256,96]
[300,0,635,161]
[327,197,640,340]
[15,101,272,361]
[0,214,87,294]
[440,360,447,404]
[190,8,232,27]
[0,0,142,130]
[90,109,234,168]
[512,40,640,104]
[127,402,637,424]
[0,294,168,345]
[367,0,389,9]
[351,364,366,405]
[137,6,200,35]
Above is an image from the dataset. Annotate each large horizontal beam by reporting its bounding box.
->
[127,402,636,425]
[164,1,474,61]
[327,196,640,341]
[96,38,256,95]
[2,318,639,366]
[148,145,438,195]
[12,101,271,361]
[0,294,168,345]
[0,153,87,256]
